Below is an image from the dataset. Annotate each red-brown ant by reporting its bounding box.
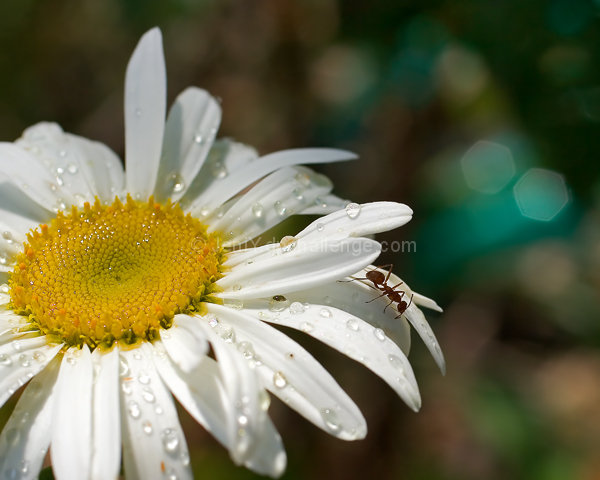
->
[344,265,410,316]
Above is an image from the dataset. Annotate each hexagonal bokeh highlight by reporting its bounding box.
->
[461,141,515,194]
[513,168,569,221]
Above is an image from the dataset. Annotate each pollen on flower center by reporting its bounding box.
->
[9,196,225,349]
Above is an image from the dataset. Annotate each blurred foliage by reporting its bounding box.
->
[1,0,599,479]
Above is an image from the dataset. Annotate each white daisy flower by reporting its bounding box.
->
[0,28,445,480]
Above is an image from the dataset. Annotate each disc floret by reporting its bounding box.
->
[9,196,225,349]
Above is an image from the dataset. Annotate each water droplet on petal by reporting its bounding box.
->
[269,295,289,312]
[319,308,332,318]
[294,172,311,186]
[236,341,255,360]
[252,203,264,218]
[279,236,297,252]
[273,371,288,389]
[223,298,244,310]
[289,302,305,315]
[346,318,359,331]
[127,401,141,419]
[259,389,271,411]
[345,202,361,219]
[67,163,78,174]
[374,328,386,341]
[194,134,204,144]
[0,284,9,293]
[320,408,341,433]
[316,223,325,232]
[219,325,236,343]
[161,428,180,453]
[0,354,12,366]
[142,420,153,435]
[388,354,405,374]
[18,354,31,368]
[2,231,14,243]
[119,358,130,377]
[165,173,185,194]
[300,322,314,333]
[274,201,287,216]
[142,389,155,403]
[138,372,151,385]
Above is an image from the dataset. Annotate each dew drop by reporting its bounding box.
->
[300,322,314,333]
[207,315,219,327]
[316,223,325,232]
[238,414,249,426]
[388,354,405,374]
[142,389,156,403]
[121,382,133,396]
[289,302,305,315]
[161,428,180,453]
[127,401,141,419]
[0,255,8,265]
[166,173,185,194]
[320,408,341,433]
[223,298,244,310]
[180,451,190,466]
[294,172,311,186]
[18,354,31,368]
[194,134,204,144]
[259,389,271,411]
[135,108,142,117]
[12,341,22,352]
[142,420,153,435]
[346,318,359,331]
[67,163,78,174]
[251,202,264,218]
[273,371,288,389]
[0,284,9,293]
[2,231,13,243]
[279,235,297,252]
[269,295,289,312]
[236,341,255,360]
[345,202,361,219]
[138,372,151,385]
[119,358,130,377]
[211,161,228,179]
[165,468,178,480]
[1,353,14,367]
[373,328,386,342]
[219,326,236,343]
[319,308,332,318]
[19,460,29,475]
[292,187,304,200]
[155,405,164,415]
[274,201,287,216]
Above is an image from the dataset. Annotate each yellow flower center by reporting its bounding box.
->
[9,196,225,349]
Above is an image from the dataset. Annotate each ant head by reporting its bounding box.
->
[366,270,385,284]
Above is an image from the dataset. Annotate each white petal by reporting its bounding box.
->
[64,133,125,202]
[125,28,166,199]
[242,301,421,411]
[0,337,62,409]
[152,342,228,446]
[217,237,381,299]
[51,346,93,480]
[188,148,356,216]
[205,304,367,440]
[160,314,208,373]
[120,346,192,480]
[0,184,49,233]
[196,320,283,467]
[299,193,349,215]
[90,347,121,480]
[297,201,413,241]
[16,123,108,206]
[156,87,221,202]
[152,342,286,477]
[208,166,333,247]
[181,139,259,208]
[0,143,66,212]
[254,276,412,354]
[0,356,60,480]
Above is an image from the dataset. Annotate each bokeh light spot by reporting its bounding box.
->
[513,168,569,221]
[461,141,515,194]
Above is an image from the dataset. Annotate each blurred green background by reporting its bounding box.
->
[1,0,599,479]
